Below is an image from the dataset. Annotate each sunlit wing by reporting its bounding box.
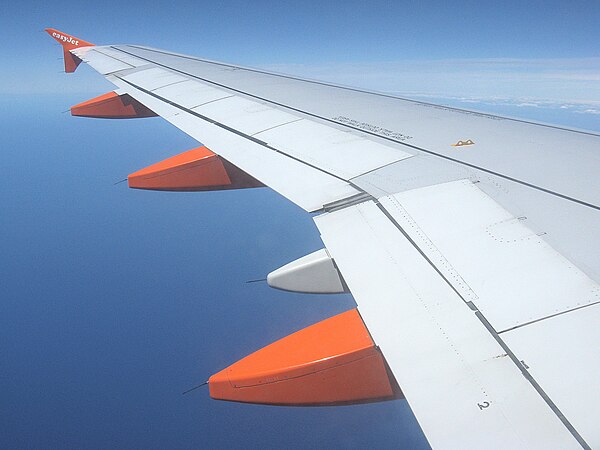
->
[46,28,600,449]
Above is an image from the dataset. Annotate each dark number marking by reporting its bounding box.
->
[477,401,490,410]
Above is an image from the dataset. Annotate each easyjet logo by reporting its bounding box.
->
[52,31,79,47]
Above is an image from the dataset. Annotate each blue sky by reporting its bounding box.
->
[1,1,599,449]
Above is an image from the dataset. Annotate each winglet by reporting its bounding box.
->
[45,28,94,73]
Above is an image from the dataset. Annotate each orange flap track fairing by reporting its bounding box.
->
[71,92,158,119]
[128,147,264,192]
[209,309,403,406]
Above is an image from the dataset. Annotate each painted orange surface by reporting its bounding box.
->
[71,92,157,119]
[45,28,94,73]
[128,147,231,191]
[45,28,94,50]
[128,147,264,192]
[62,49,82,73]
[209,309,401,405]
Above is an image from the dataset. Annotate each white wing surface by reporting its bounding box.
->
[47,30,600,449]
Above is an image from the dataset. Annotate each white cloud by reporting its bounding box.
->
[576,108,600,115]
[13,54,599,124]
[259,57,600,107]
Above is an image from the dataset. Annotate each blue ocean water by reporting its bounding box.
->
[0,94,429,449]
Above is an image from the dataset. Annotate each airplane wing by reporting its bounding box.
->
[46,29,600,449]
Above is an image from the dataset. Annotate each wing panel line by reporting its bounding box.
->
[114,75,352,186]
[497,299,600,334]
[188,95,235,109]
[373,200,590,449]
[90,48,135,69]
[474,310,590,450]
[110,46,600,211]
[123,45,600,137]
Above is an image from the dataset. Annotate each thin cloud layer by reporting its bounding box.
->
[260,57,600,113]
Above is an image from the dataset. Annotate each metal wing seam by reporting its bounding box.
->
[114,75,352,184]
[314,199,584,449]
[104,45,600,211]
[121,44,600,138]
[374,194,589,448]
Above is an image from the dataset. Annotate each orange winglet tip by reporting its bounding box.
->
[71,91,157,119]
[45,28,94,73]
[128,147,264,192]
[208,309,403,406]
